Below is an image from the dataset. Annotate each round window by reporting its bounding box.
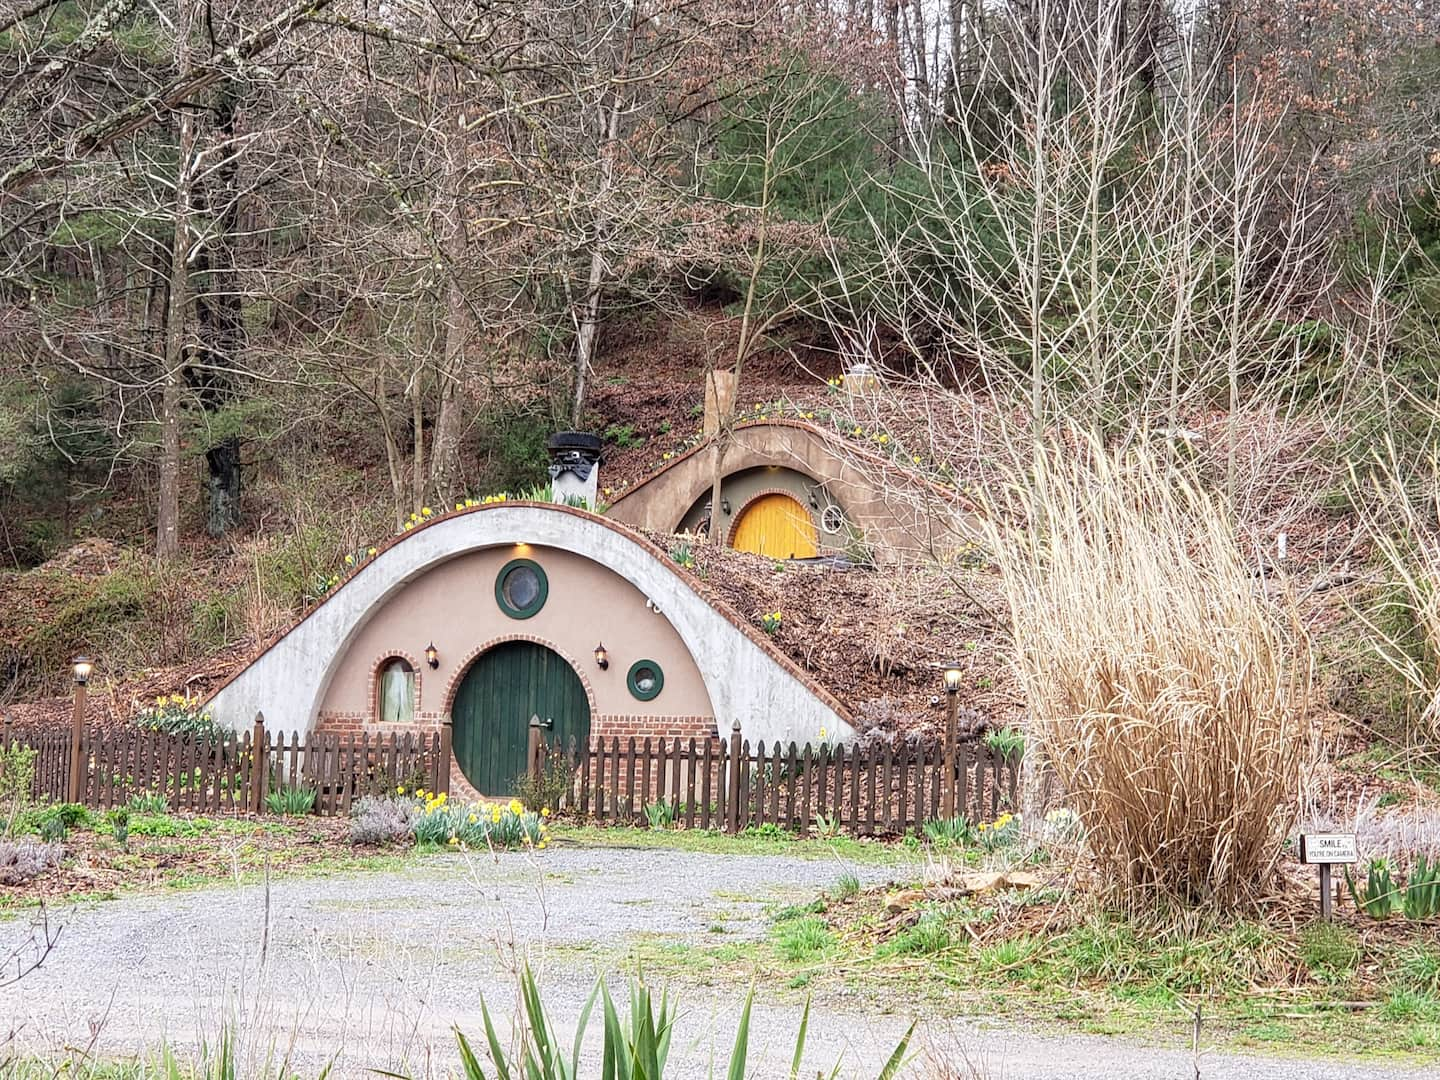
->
[495,558,548,619]
[626,659,665,701]
[821,504,845,533]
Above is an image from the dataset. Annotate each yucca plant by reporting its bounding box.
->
[1346,858,1402,918]
[1403,855,1440,920]
[419,968,912,1080]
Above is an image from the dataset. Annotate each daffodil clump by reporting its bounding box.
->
[132,693,224,740]
[404,787,550,851]
[975,811,1020,852]
[760,610,783,635]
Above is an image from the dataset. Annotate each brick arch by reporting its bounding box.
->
[724,486,820,549]
[440,634,599,718]
[368,649,425,723]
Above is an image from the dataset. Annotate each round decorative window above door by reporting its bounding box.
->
[495,558,548,619]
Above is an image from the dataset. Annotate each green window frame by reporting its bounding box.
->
[495,558,548,619]
[626,659,665,701]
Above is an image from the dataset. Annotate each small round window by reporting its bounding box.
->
[495,558,548,619]
[821,504,845,533]
[627,659,664,701]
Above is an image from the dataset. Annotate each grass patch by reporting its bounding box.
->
[1301,922,1360,985]
[773,915,833,963]
[551,823,915,865]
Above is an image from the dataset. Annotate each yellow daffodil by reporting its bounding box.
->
[508,799,522,815]
[344,554,354,565]
[912,455,921,464]
[456,503,464,511]
[368,547,376,556]
[538,840,548,849]
[396,785,406,795]
[541,807,551,818]
[818,727,827,739]
[421,506,432,516]
[403,522,413,530]
[491,807,502,823]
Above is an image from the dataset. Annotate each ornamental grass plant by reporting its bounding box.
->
[980,434,1317,910]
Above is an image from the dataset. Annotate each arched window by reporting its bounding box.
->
[377,657,416,723]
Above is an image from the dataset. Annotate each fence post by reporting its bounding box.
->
[1,709,11,750]
[67,680,88,803]
[725,720,742,835]
[250,712,267,815]
[527,715,547,791]
[438,720,453,796]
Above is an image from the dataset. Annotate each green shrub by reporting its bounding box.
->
[603,422,644,449]
[513,754,574,814]
[0,743,36,835]
[265,785,316,816]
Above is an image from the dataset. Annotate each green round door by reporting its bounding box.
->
[451,642,590,795]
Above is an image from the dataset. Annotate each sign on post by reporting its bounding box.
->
[1298,833,1358,921]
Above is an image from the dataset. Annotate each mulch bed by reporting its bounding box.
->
[0,816,354,907]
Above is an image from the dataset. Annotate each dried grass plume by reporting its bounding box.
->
[981,433,1317,909]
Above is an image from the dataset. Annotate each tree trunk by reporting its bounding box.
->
[157,0,195,560]
[429,85,469,504]
[193,83,245,538]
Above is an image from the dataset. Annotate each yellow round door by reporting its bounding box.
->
[730,493,818,559]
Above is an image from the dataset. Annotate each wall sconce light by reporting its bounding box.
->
[72,655,93,686]
[943,665,963,694]
[808,489,820,509]
[425,642,439,669]
[594,643,610,670]
[721,498,731,514]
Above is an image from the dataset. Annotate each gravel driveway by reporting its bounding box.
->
[0,845,1430,1079]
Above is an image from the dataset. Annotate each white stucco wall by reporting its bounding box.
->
[204,504,854,745]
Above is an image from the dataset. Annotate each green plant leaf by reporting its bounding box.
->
[725,988,754,1080]
[788,996,810,1079]
[877,1021,916,1080]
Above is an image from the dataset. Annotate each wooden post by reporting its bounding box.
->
[942,690,959,819]
[527,715,545,791]
[438,720,453,796]
[250,713,267,814]
[67,680,88,803]
[725,720,742,834]
[1320,863,1333,922]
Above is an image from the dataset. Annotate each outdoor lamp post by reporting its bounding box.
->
[68,656,92,802]
[942,665,963,818]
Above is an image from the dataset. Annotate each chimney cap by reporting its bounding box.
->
[546,431,603,457]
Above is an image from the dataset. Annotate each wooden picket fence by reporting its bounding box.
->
[2,717,1019,837]
[1,720,447,817]
[535,728,1020,836]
